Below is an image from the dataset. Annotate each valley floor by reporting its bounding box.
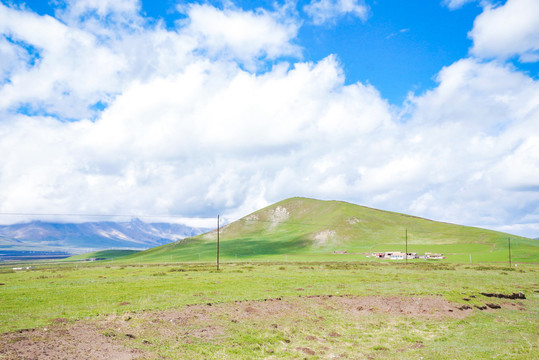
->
[0,261,537,359]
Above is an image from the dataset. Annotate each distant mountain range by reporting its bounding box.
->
[0,219,211,259]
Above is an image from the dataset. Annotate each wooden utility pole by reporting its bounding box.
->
[405,228,408,264]
[217,215,220,271]
[508,237,511,268]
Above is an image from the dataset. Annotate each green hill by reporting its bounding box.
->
[121,197,538,263]
[65,249,141,261]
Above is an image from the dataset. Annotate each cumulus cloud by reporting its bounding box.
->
[304,0,368,25]
[179,3,300,67]
[403,58,539,231]
[0,1,538,238]
[469,0,539,62]
[0,3,129,118]
[0,1,301,119]
[0,54,393,220]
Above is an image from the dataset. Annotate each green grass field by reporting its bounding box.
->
[64,249,141,261]
[1,260,537,359]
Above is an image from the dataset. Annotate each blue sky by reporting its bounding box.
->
[0,0,538,237]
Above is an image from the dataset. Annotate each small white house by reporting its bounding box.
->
[12,266,33,271]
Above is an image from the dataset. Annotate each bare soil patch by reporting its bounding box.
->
[0,322,142,360]
[0,295,474,359]
[314,294,472,319]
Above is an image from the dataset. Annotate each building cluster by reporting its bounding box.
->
[371,252,445,260]
[12,266,33,270]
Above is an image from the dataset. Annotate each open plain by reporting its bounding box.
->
[1,260,537,359]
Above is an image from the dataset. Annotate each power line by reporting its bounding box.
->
[0,212,187,219]
[0,212,502,238]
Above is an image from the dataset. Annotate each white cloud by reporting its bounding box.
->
[0,1,538,239]
[401,58,539,233]
[0,35,28,81]
[304,0,368,25]
[469,0,539,62]
[180,3,300,67]
[62,0,141,17]
[0,3,128,118]
[443,0,478,10]
[0,2,301,119]
[491,136,539,191]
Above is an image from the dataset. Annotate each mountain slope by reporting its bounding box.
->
[125,197,538,263]
[65,249,141,261]
[0,219,210,255]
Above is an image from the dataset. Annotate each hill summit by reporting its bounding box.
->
[127,197,537,263]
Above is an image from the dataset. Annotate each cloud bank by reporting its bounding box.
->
[0,1,538,237]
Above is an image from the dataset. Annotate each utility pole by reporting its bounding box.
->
[405,228,408,265]
[508,237,511,268]
[217,215,220,271]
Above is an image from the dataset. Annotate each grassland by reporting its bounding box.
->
[64,249,141,261]
[1,260,537,359]
[1,198,537,358]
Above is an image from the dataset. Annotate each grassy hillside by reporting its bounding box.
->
[122,197,538,263]
[65,249,141,261]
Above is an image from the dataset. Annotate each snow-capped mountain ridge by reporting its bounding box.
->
[0,219,210,255]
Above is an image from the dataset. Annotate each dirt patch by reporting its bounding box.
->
[0,295,473,359]
[245,214,259,221]
[312,229,336,246]
[315,295,472,319]
[296,346,316,355]
[269,206,289,228]
[347,217,365,225]
[0,322,142,360]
